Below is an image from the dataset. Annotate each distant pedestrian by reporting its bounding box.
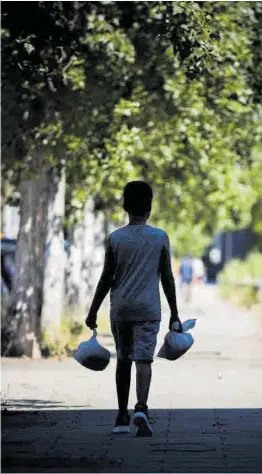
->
[193,257,205,283]
[179,255,193,302]
[85,181,182,437]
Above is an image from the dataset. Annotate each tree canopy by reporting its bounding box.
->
[2,1,262,255]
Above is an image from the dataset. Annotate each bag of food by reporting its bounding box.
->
[157,319,196,361]
[74,329,110,371]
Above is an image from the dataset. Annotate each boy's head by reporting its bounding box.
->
[123,181,153,217]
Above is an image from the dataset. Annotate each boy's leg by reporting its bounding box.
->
[116,358,132,415]
[136,360,152,406]
[133,321,160,436]
[111,322,133,433]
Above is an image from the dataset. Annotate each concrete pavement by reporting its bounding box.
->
[2,285,262,472]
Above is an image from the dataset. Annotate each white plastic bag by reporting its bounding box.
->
[157,319,196,361]
[74,329,110,371]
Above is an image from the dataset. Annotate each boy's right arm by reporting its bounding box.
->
[159,234,183,332]
[85,237,115,330]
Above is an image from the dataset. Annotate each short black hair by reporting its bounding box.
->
[123,181,153,215]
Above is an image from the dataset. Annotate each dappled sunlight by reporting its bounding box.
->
[24,217,32,234]
[26,287,34,297]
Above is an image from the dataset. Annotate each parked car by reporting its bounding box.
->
[202,229,254,282]
[1,236,70,294]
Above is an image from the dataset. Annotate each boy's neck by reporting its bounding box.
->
[128,215,148,225]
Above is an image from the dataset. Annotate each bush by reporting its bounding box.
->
[41,317,84,357]
[218,252,262,309]
[41,306,111,358]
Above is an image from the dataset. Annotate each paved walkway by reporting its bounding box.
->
[2,285,262,472]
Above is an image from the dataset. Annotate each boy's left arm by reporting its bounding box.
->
[85,238,115,329]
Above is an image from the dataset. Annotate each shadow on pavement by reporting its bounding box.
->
[2,408,262,473]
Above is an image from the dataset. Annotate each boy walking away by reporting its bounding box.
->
[86,181,182,436]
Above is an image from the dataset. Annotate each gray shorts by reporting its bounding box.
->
[111,321,160,363]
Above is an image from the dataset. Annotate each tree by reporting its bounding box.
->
[2,1,261,356]
[1,1,85,355]
[1,1,208,354]
[90,2,261,256]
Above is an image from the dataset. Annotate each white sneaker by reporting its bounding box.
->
[112,425,131,434]
[133,406,153,437]
[112,412,131,434]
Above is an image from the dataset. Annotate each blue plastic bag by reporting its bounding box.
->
[157,319,196,361]
[74,329,110,371]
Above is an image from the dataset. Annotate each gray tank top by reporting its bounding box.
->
[109,224,168,322]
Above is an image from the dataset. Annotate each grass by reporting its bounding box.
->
[41,303,111,358]
[2,288,111,359]
[218,252,262,312]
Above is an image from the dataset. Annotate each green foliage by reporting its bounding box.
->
[170,222,211,258]
[2,1,262,254]
[249,143,262,246]
[41,307,111,358]
[41,314,85,357]
[78,2,261,251]
[219,253,262,309]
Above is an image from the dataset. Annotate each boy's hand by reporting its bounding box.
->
[85,311,98,330]
[169,314,183,332]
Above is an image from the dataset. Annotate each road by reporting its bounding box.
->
[2,285,262,472]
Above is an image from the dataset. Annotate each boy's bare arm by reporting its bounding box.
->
[85,240,115,329]
[160,236,182,331]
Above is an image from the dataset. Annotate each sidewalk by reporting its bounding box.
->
[2,285,262,472]
[2,407,262,472]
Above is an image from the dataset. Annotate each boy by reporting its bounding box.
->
[86,181,182,436]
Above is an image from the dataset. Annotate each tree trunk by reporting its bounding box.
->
[3,175,49,358]
[65,224,83,313]
[93,210,106,288]
[79,198,95,314]
[65,200,108,319]
[41,168,66,337]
